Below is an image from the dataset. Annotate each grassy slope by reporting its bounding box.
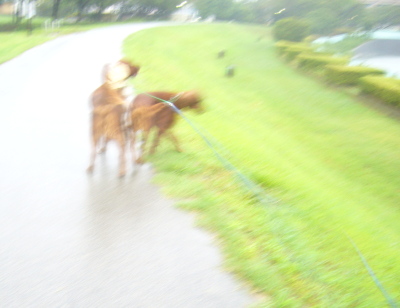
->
[123,23,400,307]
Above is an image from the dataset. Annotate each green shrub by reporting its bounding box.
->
[272,17,311,42]
[325,65,385,86]
[296,53,349,71]
[274,40,312,57]
[274,40,296,56]
[303,34,320,43]
[359,75,400,105]
[284,45,315,61]
[331,27,355,35]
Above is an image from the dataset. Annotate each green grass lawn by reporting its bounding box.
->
[123,23,400,307]
[0,14,129,64]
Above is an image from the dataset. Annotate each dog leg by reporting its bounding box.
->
[130,129,137,166]
[87,115,100,174]
[117,137,126,177]
[136,130,149,164]
[149,130,164,156]
[87,138,99,174]
[166,131,182,152]
[98,137,108,153]
[87,151,95,173]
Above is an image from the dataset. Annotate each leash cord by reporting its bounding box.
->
[346,235,399,308]
[142,92,277,205]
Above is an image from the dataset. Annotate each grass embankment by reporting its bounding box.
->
[0,14,128,64]
[123,23,400,307]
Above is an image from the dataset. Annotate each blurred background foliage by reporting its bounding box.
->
[1,0,399,37]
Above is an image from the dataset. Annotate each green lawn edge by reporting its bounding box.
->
[0,15,142,65]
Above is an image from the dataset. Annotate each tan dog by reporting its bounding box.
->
[87,60,140,177]
[129,90,202,163]
[93,59,140,108]
[87,103,127,177]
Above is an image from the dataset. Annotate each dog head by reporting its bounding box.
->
[178,90,204,113]
[119,59,140,79]
[104,59,140,87]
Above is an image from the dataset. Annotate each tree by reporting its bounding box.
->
[270,0,316,22]
[52,0,62,20]
[363,6,400,30]
[248,0,275,24]
[269,0,365,35]
[37,0,120,20]
[194,0,237,20]
[115,0,181,19]
[272,17,310,41]
[76,0,93,21]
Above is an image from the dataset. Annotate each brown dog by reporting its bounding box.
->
[129,90,202,163]
[87,60,139,177]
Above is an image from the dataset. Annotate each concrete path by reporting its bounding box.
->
[0,23,256,307]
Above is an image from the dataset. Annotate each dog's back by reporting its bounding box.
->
[129,90,203,162]
[130,92,177,109]
[131,103,173,132]
[91,83,126,109]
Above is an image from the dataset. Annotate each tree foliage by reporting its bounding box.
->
[37,0,181,20]
[194,0,265,22]
[34,0,400,31]
[121,0,181,19]
[272,17,311,41]
[194,0,235,21]
[363,6,400,30]
[271,0,365,35]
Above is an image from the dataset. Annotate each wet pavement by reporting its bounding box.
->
[313,30,400,77]
[0,23,256,307]
[352,39,400,77]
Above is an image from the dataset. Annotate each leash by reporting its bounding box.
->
[141,92,277,205]
[346,234,399,308]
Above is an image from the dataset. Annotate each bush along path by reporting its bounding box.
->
[275,39,400,107]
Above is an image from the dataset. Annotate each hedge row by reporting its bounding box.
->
[274,41,311,57]
[274,40,400,106]
[325,65,385,86]
[296,54,349,70]
[274,41,348,69]
[359,75,400,106]
[284,46,315,61]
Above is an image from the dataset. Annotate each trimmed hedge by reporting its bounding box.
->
[359,75,400,106]
[325,65,385,86]
[296,53,349,71]
[274,40,295,55]
[284,45,315,61]
[274,41,310,56]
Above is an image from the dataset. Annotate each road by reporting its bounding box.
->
[352,38,400,77]
[0,23,256,307]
